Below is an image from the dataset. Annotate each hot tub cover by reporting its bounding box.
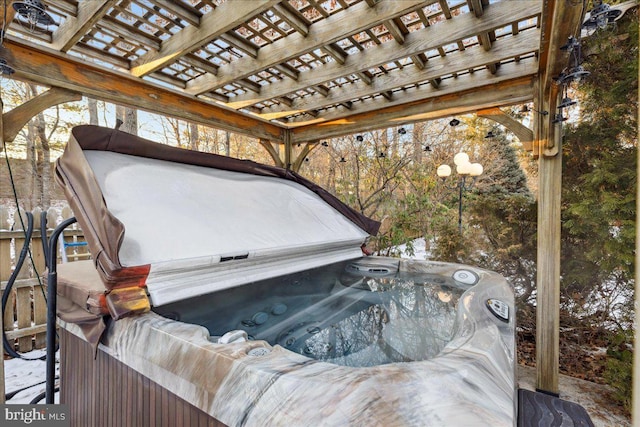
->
[55,125,379,316]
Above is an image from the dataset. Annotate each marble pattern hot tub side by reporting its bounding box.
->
[92,260,515,427]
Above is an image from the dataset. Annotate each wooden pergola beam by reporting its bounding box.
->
[130,0,280,77]
[51,1,117,52]
[0,3,16,34]
[290,73,534,143]
[272,3,309,37]
[287,60,536,127]
[0,38,284,142]
[257,29,539,121]
[146,0,202,27]
[223,1,541,110]
[2,87,82,142]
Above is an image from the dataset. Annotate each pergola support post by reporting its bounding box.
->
[536,145,562,395]
[283,129,292,170]
[535,89,563,396]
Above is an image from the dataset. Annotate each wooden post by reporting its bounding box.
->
[536,149,562,394]
[283,129,292,170]
[533,0,583,396]
[535,89,563,395]
[31,209,47,349]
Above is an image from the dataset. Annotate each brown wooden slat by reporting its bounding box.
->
[16,286,32,351]
[33,286,47,348]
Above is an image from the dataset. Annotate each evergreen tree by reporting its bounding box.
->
[559,11,637,410]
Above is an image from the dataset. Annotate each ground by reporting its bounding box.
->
[517,364,630,427]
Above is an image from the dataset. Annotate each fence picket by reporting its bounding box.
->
[0,207,89,354]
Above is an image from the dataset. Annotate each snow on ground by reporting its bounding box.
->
[3,349,59,404]
[390,237,430,260]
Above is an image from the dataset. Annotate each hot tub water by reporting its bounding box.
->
[154,259,471,367]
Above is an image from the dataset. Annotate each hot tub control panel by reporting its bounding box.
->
[486,298,510,323]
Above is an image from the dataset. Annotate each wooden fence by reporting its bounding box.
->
[0,206,89,354]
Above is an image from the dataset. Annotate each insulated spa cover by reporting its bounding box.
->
[55,125,379,316]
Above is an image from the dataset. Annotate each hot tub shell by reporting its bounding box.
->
[54,126,516,426]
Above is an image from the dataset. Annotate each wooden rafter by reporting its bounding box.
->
[223,1,541,110]
[51,1,117,52]
[130,0,280,77]
[1,0,548,133]
[0,2,16,33]
[257,29,539,121]
[186,0,434,95]
[290,73,535,143]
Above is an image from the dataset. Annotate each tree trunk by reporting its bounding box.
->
[25,120,37,210]
[88,98,99,125]
[189,123,199,150]
[35,110,51,208]
[116,105,138,135]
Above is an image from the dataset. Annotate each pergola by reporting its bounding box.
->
[0,0,635,400]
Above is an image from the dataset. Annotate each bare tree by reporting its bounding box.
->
[116,105,138,135]
[87,98,99,125]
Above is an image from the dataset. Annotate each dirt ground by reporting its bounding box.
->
[517,365,630,427]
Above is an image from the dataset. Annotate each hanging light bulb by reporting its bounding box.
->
[558,97,577,109]
[555,66,591,85]
[13,0,54,32]
[583,0,622,30]
[521,105,549,115]
[0,59,15,75]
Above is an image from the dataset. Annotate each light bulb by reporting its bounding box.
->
[453,152,469,166]
[457,162,472,175]
[469,163,483,176]
[437,164,452,178]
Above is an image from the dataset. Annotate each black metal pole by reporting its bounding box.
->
[45,217,77,404]
[458,179,464,233]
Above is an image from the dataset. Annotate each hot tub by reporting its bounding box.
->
[54,126,516,426]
